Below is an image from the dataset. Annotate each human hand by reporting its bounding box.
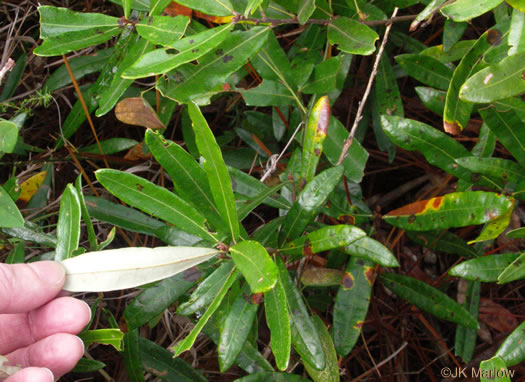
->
[0,261,91,381]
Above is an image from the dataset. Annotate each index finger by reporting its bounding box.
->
[0,262,65,314]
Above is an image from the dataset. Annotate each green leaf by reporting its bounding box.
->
[139,337,207,382]
[415,86,446,116]
[384,191,514,231]
[34,27,122,56]
[380,273,479,329]
[495,320,525,366]
[79,329,124,351]
[497,252,525,283]
[145,130,225,231]
[298,0,316,24]
[449,253,520,281]
[0,54,26,102]
[229,166,290,210]
[375,56,404,117]
[136,15,189,46]
[79,137,138,154]
[149,0,174,15]
[121,329,145,382]
[278,166,344,245]
[395,54,453,90]
[123,0,132,18]
[236,373,310,382]
[410,0,449,31]
[506,227,525,238]
[472,122,497,157]
[96,35,153,116]
[264,278,291,371]
[85,196,164,236]
[188,103,239,240]
[380,115,476,182]
[460,51,525,103]
[74,176,97,251]
[299,96,330,185]
[178,261,235,315]
[202,314,273,373]
[468,204,514,244]
[344,236,399,267]
[479,356,512,381]
[479,106,525,166]
[0,185,24,228]
[55,184,81,261]
[157,27,270,102]
[0,120,18,154]
[304,315,340,382]
[324,117,368,183]
[218,288,259,371]
[443,27,503,134]
[332,257,374,357]
[172,268,238,357]
[327,17,378,55]
[71,358,106,373]
[456,157,525,188]
[302,56,347,95]
[509,8,525,55]
[406,230,479,258]
[421,40,476,63]
[1,226,56,248]
[276,257,325,370]
[250,32,296,93]
[441,0,504,22]
[454,280,480,363]
[173,0,233,16]
[95,169,218,243]
[279,225,366,258]
[38,6,119,37]
[229,241,278,293]
[237,181,290,221]
[240,80,295,106]
[124,24,233,78]
[124,262,213,329]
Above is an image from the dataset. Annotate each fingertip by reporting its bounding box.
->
[5,367,54,382]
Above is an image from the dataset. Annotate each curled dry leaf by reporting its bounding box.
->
[115,97,165,130]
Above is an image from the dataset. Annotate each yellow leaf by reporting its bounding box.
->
[18,171,47,203]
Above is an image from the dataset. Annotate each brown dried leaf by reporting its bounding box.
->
[479,298,518,332]
[115,98,165,130]
[164,2,193,17]
[124,142,153,161]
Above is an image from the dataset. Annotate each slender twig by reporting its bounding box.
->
[336,7,399,166]
[352,341,408,381]
[61,54,109,168]
[260,122,304,183]
[232,13,415,27]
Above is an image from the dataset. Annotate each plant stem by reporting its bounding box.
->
[336,7,399,166]
[232,13,415,27]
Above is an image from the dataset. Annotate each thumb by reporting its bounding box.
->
[0,262,65,314]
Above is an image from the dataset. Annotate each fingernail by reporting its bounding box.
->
[75,335,86,353]
[29,261,66,287]
[80,300,92,322]
[43,367,55,382]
